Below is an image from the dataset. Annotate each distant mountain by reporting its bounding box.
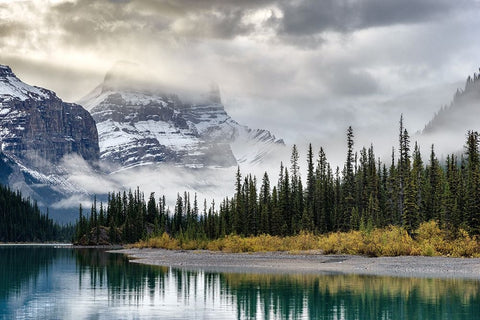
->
[422,69,480,137]
[79,62,284,171]
[0,63,284,222]
[0,65,99,214]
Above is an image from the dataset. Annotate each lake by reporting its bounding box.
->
[1,246,479,319]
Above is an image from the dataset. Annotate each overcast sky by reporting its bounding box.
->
[1,0,480,159]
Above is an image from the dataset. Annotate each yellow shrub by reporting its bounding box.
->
[450,229,480,257]
[416,221,446,256]
[132,221,480,257]
[287,232,319,251]
[318,231,364,255]
[133,232,180,250]
[377,226,417,256]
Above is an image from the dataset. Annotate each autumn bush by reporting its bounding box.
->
[133,232,180,250]
[134,221,480,257]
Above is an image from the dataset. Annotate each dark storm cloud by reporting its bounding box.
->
[42,0,475,50]
[48,0,169,47]
[278,0,470,35]
[47,0,274,45]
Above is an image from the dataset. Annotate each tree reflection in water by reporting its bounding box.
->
[2,247,479,320]
[74,249,480,320]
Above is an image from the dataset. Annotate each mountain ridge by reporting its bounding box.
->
[422,69,480,136]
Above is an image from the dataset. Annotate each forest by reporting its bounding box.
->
[74,116,480,255]
[0,184,73,242]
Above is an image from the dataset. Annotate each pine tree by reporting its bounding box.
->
[234,166,243,234]
[343,126,355,231]
[443,154,461,231]
[305,144,315,229]
[465,131,480,234]
[259,172,271,234]
[424,145,443,223]
[290,145,303,233]
[398,115,410,225]
[403,143,422,233]
[147,192,157,224]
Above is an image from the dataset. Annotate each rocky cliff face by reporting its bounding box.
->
[80,64,284,170]
[0,65,99,219]
[0,65,99,170]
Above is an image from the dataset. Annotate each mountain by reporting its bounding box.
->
[79,63,284,171]
[0,65,99,216]
[422,69,480,138]
[0,63,284,222]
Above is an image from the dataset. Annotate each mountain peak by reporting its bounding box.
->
[0,65,14,77]
[79,64,284,169]
[0,64,53,101]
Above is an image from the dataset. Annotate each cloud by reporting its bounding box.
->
[51,194,92,210]
[0,0,479,161]
[277,0,470,36]
[47,0,273,45]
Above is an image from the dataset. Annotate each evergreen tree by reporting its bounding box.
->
[403,143,422,233]
[424,145,443,223]
[343,126,355,231]
[290,145,303,233]
[259,172,271,234]
[465,131,480,234]
[398,115,410,225]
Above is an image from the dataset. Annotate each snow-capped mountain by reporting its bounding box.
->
[0,63,284,222]
[80,63,284,170]
[0,65,99,214]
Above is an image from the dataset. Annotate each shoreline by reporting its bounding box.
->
[113,248,480,279]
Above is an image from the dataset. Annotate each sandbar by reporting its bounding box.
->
[113,248,480,279]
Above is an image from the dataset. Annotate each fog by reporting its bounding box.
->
[1,1,480,217]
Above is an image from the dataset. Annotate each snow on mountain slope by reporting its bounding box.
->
[0,65,52,101]
[81,64,284,170]
[0,64,99,216]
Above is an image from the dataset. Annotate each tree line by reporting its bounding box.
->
[0,184,73,242]
[74,117,480,244]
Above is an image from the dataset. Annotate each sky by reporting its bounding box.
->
[1,0,480,160]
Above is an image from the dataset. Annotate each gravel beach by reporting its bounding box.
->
[112,248,480,279]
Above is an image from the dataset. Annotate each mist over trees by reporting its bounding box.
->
[74,118,480,245]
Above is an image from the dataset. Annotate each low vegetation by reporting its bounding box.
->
[132,221,480,257]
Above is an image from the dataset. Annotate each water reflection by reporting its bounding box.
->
[0,246,61,299]
[1,246,480,319]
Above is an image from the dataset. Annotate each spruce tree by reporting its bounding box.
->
[425,145,443,223]
[465,131,480,234]
[403,143,422,233]
[343,126,355,231]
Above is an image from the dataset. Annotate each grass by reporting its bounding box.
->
[133,221,480,258]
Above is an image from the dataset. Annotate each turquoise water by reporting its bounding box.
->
[0,246,479,319]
